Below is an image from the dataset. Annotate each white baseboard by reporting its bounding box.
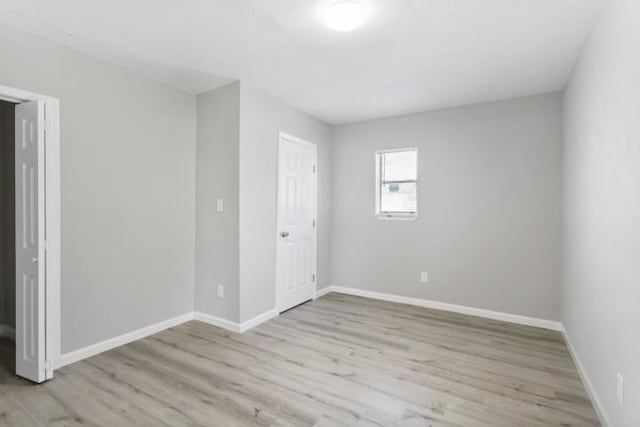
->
[562,329,610,427]
[314,286,333,299]
[0,324,16,340]
[239,309,279,332]
[324,286,564,331]
[49,290,604,427]
[194,309,279,333]
[56,308,281,370]
[47,290,605,427]
[194,312,241,333]
[57,313,194,369]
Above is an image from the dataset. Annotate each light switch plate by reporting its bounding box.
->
[216,199,224,213]
[617,372,624,404]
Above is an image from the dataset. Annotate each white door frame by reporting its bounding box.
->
[275,131,317,312]
[0,84,60,379]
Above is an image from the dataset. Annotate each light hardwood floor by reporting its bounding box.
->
[0,293,599,426]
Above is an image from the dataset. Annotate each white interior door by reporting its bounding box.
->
[276,133,317,312]
[15,100,46,383]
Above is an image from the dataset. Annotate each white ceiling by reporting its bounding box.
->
[0,0,603,124]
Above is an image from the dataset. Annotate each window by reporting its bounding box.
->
[375,148,418,219]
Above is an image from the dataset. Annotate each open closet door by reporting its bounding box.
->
[15,100,46,383]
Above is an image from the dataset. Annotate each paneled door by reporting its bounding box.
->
[276,133,317,312]
[15,100,46,383]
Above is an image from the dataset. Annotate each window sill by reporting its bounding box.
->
[376,214,418,221]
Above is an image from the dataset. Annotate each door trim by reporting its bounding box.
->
[275,131,318,313]
[0,85,60,379]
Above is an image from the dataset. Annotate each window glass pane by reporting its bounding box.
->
[380,182,417,213]
[381,150,417,182]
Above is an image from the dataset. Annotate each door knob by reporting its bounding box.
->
[280,231,289,238]
[32,257,38,263]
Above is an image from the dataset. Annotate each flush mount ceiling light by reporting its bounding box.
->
[323,1,368,32]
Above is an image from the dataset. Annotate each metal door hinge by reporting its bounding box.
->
[312,274,316,282]
[312,220,316,227]
[313,165,316,173]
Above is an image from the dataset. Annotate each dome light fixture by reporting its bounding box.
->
[323,1,368,32]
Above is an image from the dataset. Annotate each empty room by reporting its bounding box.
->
[0,0,637,426]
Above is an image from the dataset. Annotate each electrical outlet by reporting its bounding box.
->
[216,284,224,298]
[617,372,624,404]
[216,199,224,213]
[420,271,429,283]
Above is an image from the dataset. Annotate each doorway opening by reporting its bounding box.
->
[0,99,19,385]
[0,85,60,383]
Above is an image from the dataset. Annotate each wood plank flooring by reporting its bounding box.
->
[0,293,600,426]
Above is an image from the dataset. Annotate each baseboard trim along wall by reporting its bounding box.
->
[238,309,279,332]
[51,288,604,426]
[0,325,16,340]
[325,286,564,331]
[57,313,195,368]
[56,307,280,370]
[314,286,333,299]
[562,329,611,427]
[193,312,242,333]
[194,309,279,333]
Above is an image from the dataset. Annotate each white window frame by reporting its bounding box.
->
[375,147,418,221]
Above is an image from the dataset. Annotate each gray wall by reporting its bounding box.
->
[332,93,563,321]
[0,100,15,329]
[0,25,197,353]
[563,0,640,425]
[195,83,241,322]
[238,83,332,322]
